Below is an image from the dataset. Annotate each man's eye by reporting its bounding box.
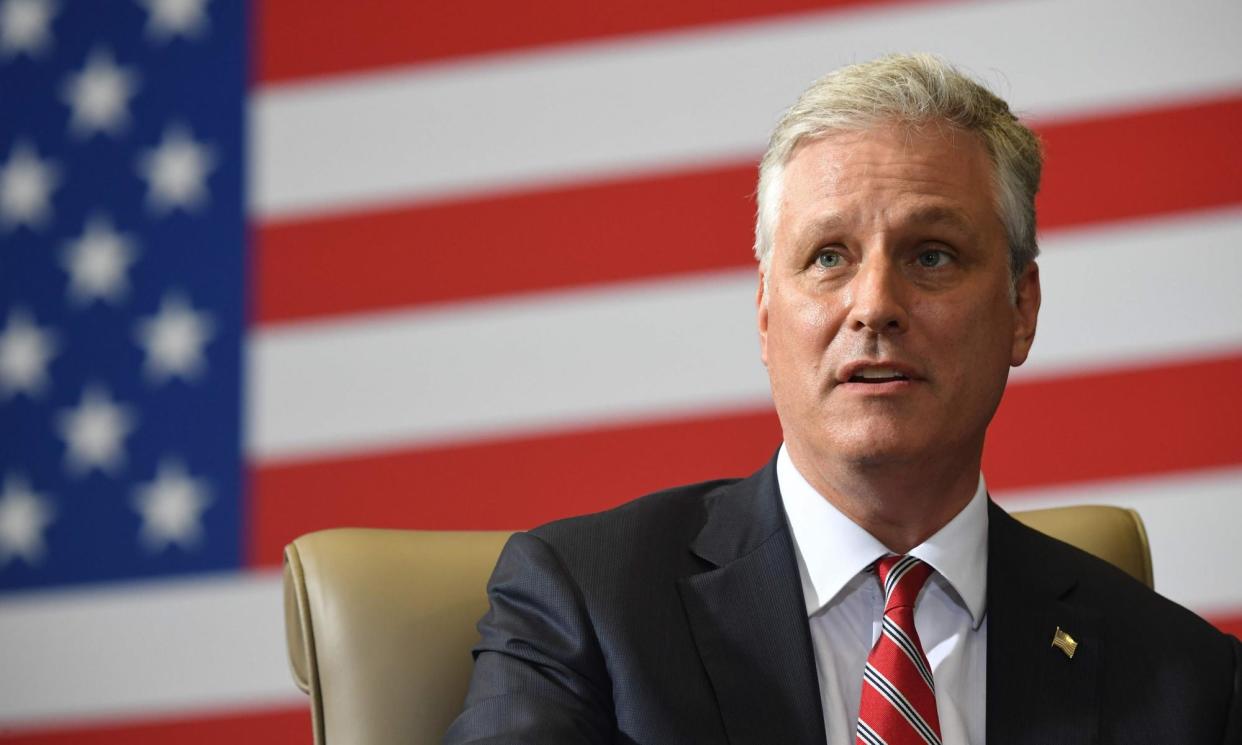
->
[815,251,843,269]
[917,249,949,268]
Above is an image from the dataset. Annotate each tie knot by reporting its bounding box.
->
[875,554,933,611]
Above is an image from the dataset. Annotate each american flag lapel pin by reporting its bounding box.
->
[1051,626,1078,659]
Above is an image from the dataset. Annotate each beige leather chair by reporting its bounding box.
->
[283,505,1151,745]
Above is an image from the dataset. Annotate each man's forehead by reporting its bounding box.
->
[777,126,994,236]
[784,124,989,184]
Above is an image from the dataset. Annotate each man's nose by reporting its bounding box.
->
[846,257,909,334]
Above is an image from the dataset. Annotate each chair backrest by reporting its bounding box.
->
[284,530,512,745]
[1011,505,1152,587]
[282,505,1151,744]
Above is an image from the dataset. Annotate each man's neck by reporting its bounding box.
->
[784,440,982,554]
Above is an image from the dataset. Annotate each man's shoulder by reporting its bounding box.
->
[1000,509,1241,739]
[1000,506,1235,649]
[527,475,744,559]
[480,475,757,608]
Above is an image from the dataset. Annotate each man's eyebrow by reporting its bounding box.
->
[902,205,975,232]
[792,206,975,245]
[793,213,847,245]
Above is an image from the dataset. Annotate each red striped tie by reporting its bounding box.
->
[855,555,942,745]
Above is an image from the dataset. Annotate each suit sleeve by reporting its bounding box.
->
[443,531,615,744]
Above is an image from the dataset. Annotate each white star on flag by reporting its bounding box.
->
[0,0,56,58]
[137,0,209,42]
[60,47,140,138]
[132,457,210,553]
[136,123,215,214]
[0,473,55,567]
[0,307,58,398]
[134,291,215,383]
[55,384,137,476]
[61,213,139,305]
[0,139,60,231]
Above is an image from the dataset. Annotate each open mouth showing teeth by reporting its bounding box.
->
[849,369,909,383]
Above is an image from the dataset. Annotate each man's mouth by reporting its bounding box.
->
[848,367,910,384]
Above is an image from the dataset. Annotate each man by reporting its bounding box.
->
[445,54,1241,744]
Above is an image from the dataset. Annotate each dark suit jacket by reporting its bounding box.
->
[445,457,1242,744]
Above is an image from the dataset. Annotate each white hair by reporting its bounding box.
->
[754,54,1043,289]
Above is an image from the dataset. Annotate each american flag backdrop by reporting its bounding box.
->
[1,0,1240,741]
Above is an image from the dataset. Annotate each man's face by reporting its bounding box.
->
[758,123,1040,470]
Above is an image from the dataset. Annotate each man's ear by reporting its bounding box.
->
[757,271,770,367]
[1011,261,1041,367]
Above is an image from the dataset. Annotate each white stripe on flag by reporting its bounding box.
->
[0,571,297,728]
[1015,208,1242,381]
[248,269,769,462]
[251,0,1242,219]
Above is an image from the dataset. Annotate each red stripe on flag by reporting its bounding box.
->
[1037,95,1242,229]
[0,707,309,744]
[248,354,1242,567]
[984,354,1242,491]
[253,95,1242,325]
[253,166,756,324]
[256,0,921,83]
[247,408,783,566]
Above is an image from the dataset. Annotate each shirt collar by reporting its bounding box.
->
[777,444,989,628]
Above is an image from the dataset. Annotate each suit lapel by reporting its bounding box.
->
[677,458,827,745]
[987,501,1100,745]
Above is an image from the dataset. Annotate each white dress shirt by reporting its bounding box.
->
[777,445,988,745]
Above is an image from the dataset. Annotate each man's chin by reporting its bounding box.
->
[834,440,925,469]
[794,422,928,469]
